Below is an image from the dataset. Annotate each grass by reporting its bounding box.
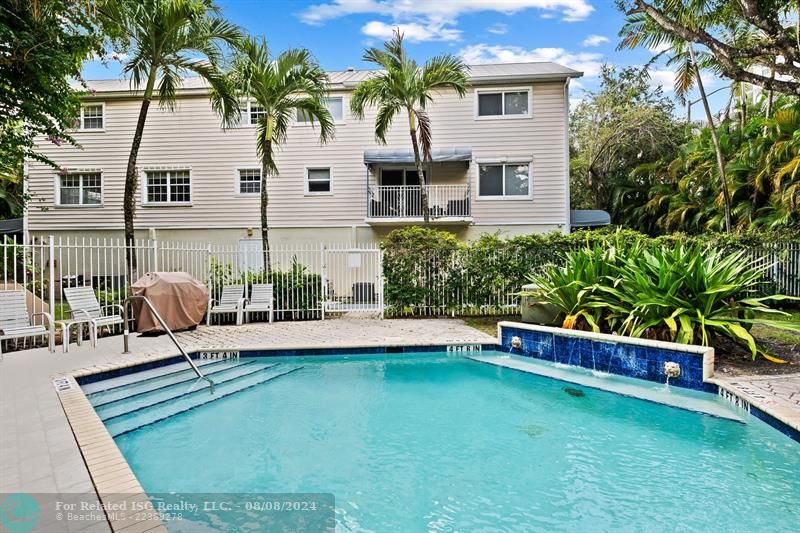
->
[751,309,800,345]
[462,315,516,337]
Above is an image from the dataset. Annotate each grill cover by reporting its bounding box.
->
[131,272,208,333]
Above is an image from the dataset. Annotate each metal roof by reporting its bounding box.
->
[77,62,582,96]
[570,210,611,227]
[363,147,472,164]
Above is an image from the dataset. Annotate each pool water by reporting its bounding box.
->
[110,353,800,531]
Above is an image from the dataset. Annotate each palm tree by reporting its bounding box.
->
[227,37,335,271]
[350,30,468,223]
[98,0,242,276]
[619,13,733,232]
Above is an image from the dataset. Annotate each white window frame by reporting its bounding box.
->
[304,167,333,196]
[54,169,104,207]
[295,95,346,126]
[79,102,105,131]
[474,87,532,120]
[235,167,262,196]
[236,99,267,127]
[141,167,193,206]
[475,159,533,200]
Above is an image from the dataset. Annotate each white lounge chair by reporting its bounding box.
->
[62,286,124,350]
[244,283,274,323]
[0,290,54,359]
[207,284,245,325]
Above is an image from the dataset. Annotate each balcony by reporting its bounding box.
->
[366,185,472,224]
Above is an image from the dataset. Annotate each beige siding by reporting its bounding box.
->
[27,81,569,232]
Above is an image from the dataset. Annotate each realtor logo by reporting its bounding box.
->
[0,494,40,533]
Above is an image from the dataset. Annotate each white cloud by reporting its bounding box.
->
[487,23,509,35]
[459,44,604,77]
[582,34,608,47]
[362,20,461,42]
[300,0,595,25]
[648,68,717,93]
[648,42,672,55]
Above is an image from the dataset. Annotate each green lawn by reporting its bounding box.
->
[751,309,800,345]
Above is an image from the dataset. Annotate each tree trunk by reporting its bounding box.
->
[408,111,430,223]
[739,83,747,130]
[690,46,732,233]
[124,66,158,281]
[260,138,272,275]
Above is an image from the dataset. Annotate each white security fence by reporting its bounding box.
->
[0,237,384,337]
[1,236,797,336]
[382,242,800,317]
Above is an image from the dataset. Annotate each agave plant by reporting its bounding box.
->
[527,237,800,359]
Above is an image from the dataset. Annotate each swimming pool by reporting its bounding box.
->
[85,352,800,531]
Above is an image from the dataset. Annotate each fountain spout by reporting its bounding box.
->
[664,362,681,387]
[510,336,523,351]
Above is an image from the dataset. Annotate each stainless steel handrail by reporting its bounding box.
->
[122,295,213,388]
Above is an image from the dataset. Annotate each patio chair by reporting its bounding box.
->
[0,290,54,360]
[207,284,245,326]
[244,283,274,323]
[62,286,124,349]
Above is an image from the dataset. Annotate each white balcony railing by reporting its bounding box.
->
[367,185,471,219]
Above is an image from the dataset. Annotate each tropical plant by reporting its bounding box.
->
[350,29,469,223]
[618,9,735,231]
[227,37,335,271]
[570,65,685,212]
[98,0,242,276]
[615,1,800,96]
[0,0,102,168]
[527,237,800,359]
[615,96,800,233]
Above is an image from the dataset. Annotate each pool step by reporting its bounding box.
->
[88,359,260,407]
[82,357,237,396]
[93,362,276,419]
[104,364,304,437]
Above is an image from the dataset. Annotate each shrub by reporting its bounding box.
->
[208,257,321,319]
[527,235,800,359]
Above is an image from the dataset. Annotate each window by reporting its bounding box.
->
[58,172,102,206]
[478,163,531,197]
[249,102,267,125]
[80,104,104,130]
[144,169,191,204]
[238,169,261,195]
[305,168,332,194]
[476,89,530,118]
[237,100,267,126]
[297,97,344,123]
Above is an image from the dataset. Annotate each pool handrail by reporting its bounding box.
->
[121,295,213,388]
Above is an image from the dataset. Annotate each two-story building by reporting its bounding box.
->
[26,62,583,246]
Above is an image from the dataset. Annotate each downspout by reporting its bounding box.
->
[563,78,572,234]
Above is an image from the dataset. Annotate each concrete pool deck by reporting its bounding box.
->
[0,318,495,532]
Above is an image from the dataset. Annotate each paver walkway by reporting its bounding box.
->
[711,373,800,434]
[0,318,495,504]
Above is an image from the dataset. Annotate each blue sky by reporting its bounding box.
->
[83,0,730,115]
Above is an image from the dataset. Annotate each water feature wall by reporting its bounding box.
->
[498,322,715,392]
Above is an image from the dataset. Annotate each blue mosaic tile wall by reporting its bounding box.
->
[500,326,715,392]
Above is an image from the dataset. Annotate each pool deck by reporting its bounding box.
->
[709,373,800,436]
[0,318,495,532]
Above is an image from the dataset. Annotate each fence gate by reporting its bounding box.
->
[323,244,383,317]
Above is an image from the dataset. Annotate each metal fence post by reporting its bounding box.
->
[48,236,55,320]
[320,243,326,320]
